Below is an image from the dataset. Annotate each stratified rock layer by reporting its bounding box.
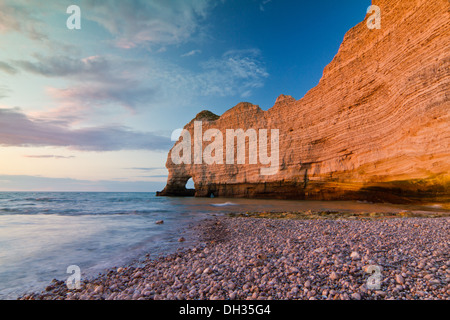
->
[158,0,450,203]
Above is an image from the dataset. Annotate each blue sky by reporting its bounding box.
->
[0,0,371,191]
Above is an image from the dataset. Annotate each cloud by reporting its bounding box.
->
[23,155,76,159]
[0,61,18,74]
[82,0,212,48]
[181,49,202,57]
[144,48,269,101]
[0,108,171,151]
[13,54,158,111]
[46,83,158,111]
[124,168,168,179]
[125,167,166,171]
[0,0,47,40]
[259,0,272,12]
[196,49,269,96]
[0,174,166,192]
[0,0,216,49]
[13,55,111,79]
[139,175,168,178]
[30,48,269,113]
[0,85,11,99]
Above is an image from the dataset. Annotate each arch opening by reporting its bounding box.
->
[185,177,195,190]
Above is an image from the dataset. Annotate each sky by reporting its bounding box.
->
[0,0,371,192]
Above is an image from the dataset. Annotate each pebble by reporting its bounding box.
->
[350,252,360,260]
[94,285,103,294]
[395,274,404,284]
[330,272,339,281]
[351,293,361,300]
[21,216,450,301]
[375,291,386,297]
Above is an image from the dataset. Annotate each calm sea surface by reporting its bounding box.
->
[0,192,446,299]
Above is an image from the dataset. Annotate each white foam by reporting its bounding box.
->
[211,202,237,207]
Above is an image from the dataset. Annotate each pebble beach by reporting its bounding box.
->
[20,214,450,300]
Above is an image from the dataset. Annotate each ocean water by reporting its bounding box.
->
[0,192,446,299]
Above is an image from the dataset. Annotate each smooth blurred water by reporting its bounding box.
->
[0,192,446,299]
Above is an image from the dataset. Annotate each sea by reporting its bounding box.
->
[0,192,446,299]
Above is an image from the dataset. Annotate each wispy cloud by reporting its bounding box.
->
[0,174,166,192]
[124,167,168,179]
[46,82,158,112]
[139,175,168,178]
[259,0,272,12]
[0,0,47,40]
[38,48,269,113]
[143,48,269,101]
[0,0,214,49]
[13,55,111,79]
[0,108,171,151]
[0,85,11,99]
[82,0,212,49]
[125,167,166,171]
[0,61,18,74]
[12,54,158,111]
[181,49,202,57]
[23,155,76,159]
[197,49,269,97]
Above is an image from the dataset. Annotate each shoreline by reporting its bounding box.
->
[20,213,450,300]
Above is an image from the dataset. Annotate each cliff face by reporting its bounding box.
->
[158,0,450,203]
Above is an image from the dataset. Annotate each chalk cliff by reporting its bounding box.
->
[158,0,450,203]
